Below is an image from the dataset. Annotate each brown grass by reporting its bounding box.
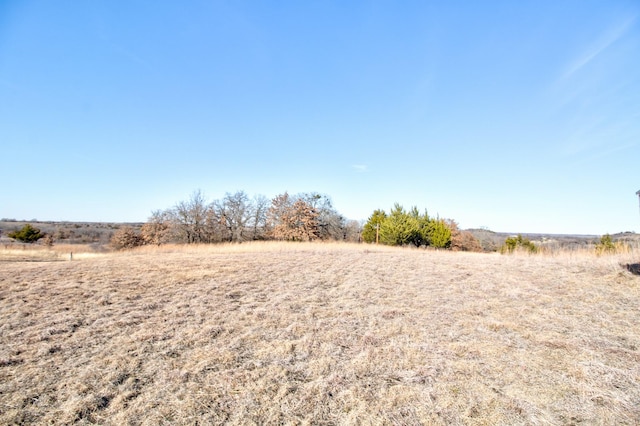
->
[1,242,639,424]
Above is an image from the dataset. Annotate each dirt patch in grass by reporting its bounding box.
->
[1,243,639,424]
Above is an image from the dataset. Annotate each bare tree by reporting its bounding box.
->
[148,189,356,245]
[203,206,225,243]
[343,220,362,242]
[216,191,253,242]
[249,194,269,240]
[170,190,212,243]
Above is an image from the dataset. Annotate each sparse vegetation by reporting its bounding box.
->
[597,234,614,253]
[595,233,626,255]
[42,233,55,247]
[501,234,538,254]
[0,220,133,246]
[0,242,638,424]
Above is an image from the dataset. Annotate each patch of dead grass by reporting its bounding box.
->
[0,244,105,262]
[0,242,639,424]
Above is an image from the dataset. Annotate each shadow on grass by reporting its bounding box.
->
[624,263,640,275]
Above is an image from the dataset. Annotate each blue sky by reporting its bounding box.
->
[1,1,639,234]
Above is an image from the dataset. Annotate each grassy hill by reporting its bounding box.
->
[1,242,639,424]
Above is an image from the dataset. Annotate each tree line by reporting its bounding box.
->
[110,190,483,251]
[361,204,482,251]
[361,205,450,248]
[1,190,483,251]
[111,190,362,249]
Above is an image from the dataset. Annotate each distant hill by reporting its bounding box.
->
[2,220,639,251]
[467,228,640,252]
[0,220,143,247]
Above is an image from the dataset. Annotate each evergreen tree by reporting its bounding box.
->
[364,205,452,249]
[362,209,387,243]
[407,206,430,247]
[8,224,45,243]
[429,218,452,249]
[379,204,415,246]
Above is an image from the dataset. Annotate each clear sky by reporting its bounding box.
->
[1,1,639,235]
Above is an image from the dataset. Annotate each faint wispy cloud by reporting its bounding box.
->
[98,33,156,74]
[108,41,155,72]
[562,15,637,79]
[559,112,638,163]
[567,141,637,165]
[352,164,368,172]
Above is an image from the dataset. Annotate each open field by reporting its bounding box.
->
[1,243,639,424]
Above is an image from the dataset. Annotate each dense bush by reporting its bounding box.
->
[448,221,483,252]
[269,196,319,241]
[363,204,453,248]
[110,227,145,250]
[140,213,171,246]
[430,218,452,249]
[379,205,422,246]
[7,224,45,243]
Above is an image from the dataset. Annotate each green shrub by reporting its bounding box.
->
[366,204,451,248]
[430,218,452,249]
[500,235,537,254]
[595,234,624,255]
[379,204,420,246]
[7,224,45,243]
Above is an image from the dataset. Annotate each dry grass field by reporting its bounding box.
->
[1,242,639,425]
